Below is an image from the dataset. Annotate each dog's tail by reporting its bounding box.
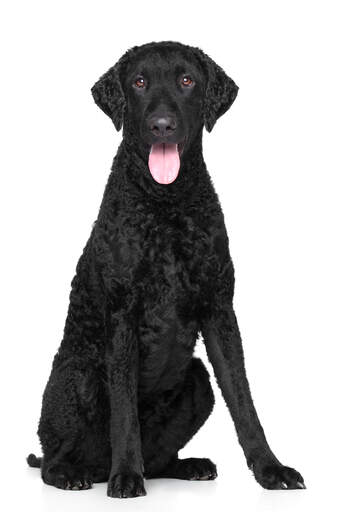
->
[26,453,42,468]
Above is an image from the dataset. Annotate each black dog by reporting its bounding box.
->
[27,41,305,498]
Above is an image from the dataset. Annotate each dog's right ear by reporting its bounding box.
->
[91,63,125,131]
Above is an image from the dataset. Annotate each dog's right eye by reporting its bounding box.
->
[134,76,146,89]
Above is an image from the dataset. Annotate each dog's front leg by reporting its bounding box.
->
[201,289,305,490]
[105,316,146,498]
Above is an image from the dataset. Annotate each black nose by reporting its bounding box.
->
[149,116,177,137]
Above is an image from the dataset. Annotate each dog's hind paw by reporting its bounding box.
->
[147,457,217,481]
[42,463,93,490]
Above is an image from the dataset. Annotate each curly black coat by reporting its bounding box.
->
[27,41,305,498]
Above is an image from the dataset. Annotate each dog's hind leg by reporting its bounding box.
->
[33,246,114,490]
[38,362,111,490]
[142,357,217,480]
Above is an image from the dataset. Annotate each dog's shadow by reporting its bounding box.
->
[39,477,218,512]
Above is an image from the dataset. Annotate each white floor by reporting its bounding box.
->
[8,457,330,512]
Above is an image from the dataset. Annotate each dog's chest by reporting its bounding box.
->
[107,211,218,392]
[106,209,218,312]
[142,216,205,298]
[137,219,203,393]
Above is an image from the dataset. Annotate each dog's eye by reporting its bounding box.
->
[181,75,194,87]
[134,76,146,88]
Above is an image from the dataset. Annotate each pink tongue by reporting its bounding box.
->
[148,143,180,184]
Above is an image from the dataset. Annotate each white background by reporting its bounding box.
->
[1,1,340,511]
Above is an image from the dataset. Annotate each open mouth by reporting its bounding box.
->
[148,142,184,184]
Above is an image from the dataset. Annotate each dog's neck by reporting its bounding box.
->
[97,130,220,224]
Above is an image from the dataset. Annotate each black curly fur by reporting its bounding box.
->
[27,41,305,498]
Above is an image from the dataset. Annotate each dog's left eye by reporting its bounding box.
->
[181,75,194,87]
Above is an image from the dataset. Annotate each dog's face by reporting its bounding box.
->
[92,42,238,184]
[123,47,204,183]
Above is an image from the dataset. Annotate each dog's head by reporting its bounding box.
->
[92,42,238,184]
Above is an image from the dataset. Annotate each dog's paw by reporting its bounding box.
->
[146,456,217,480]
[42,463,93,490]
[107,472,146,498]
[179,457,217,481]
[251,461,305,490]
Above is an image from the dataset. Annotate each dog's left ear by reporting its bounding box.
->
[194,49,239,132]
[91,62,125,131]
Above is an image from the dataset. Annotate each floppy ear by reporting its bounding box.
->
[193,49,239,132]
[91,62,125,131]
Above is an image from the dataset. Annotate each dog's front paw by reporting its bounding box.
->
[107,472,146,498]
[251,461,305,490]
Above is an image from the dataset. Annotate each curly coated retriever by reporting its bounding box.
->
[27,41,305,498]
